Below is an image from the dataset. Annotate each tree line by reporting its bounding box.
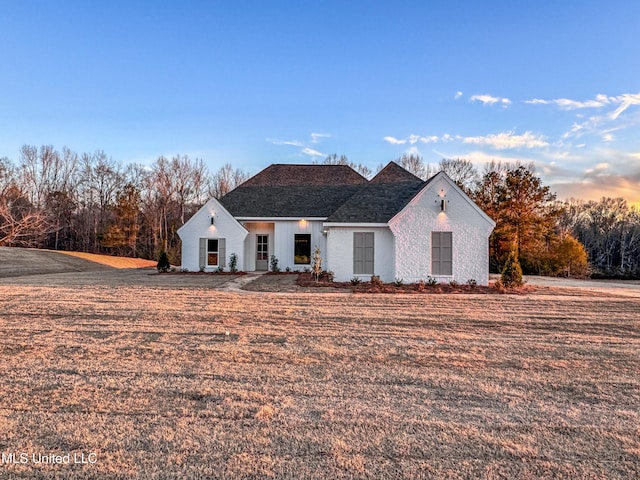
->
[1,145,638,278]
[0,145,249,262]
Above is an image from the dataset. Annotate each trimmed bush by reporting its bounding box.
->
[229,253,238,273]
[270,255,280,273]
[501,251,523,287]
[157,251,170,273]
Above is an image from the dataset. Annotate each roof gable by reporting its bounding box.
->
[177,196,248,238]
[326,180,427,223]
[370,161,423,184]
[389,171,496,228]
[326,161,427,223]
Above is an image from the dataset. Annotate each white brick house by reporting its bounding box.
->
[178,162,495,285]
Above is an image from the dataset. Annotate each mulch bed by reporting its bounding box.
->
[158,271,247,275]
[295,272,535,294]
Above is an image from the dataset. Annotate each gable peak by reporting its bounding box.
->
[370,161,424,184]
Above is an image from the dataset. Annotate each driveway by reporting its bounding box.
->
[521,275,640,298]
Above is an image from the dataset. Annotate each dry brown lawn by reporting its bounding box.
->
[0,267,638,478]
[55,251,157,269]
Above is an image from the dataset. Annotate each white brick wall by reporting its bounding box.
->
[326,227,395,282]
[389,175,494,285]
[177,198,248,272]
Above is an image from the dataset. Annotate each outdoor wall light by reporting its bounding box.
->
[436,189,448,212]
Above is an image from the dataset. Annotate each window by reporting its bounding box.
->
[353,232,374,275]
[199,238,226,269]
[207,239,219,266]
[294,234,311,264]
[431,232,452,275]
[256,235,268,261]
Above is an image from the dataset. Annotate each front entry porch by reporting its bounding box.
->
[242,222,275,272]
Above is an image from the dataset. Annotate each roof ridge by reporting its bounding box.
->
[238,163,368,188]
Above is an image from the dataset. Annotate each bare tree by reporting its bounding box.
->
[315,154,372,179]
[0,183,50,247]
[208,163,250,199]
[438,158,479,194]
[171,155,209,224]
[394,153,435,180]
[19,145,78,210]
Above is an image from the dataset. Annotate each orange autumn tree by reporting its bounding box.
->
[474,162,567,274]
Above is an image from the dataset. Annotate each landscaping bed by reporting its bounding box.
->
[295,272,533,294]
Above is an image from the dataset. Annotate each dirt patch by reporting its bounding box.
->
[241,273,301,292]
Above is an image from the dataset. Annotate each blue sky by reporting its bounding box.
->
[1,1,639,204]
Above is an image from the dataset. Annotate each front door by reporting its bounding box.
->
[256,234,269,270]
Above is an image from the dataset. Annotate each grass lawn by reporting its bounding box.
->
[0,270,638,478]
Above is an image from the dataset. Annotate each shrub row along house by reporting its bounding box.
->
[178,162,496,284]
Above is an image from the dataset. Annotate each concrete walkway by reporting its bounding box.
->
[217,271,267,293]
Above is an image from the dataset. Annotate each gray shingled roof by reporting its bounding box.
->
[219,162,431,222]
[220,184,365,217]
[240,164,368,187]
[326,180,428,223]
[369,161,423,184]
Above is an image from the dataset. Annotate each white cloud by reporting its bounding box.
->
[301,147,325,157]
[449,150,534,166]
[524,98,550,105]
[405,146,421,156]
[526,92,640,123]
[310,133,331,144]
[383,136,406,145]
[269,132,331,158]
[386,131,547,150]
[526,94,612,110]
[562,121,588,139]
[454,91,463,100]
[268,138,304,147]
[609,93,640,120]
[470,94,511,107]
[586,162,610,174]
[384,134,439,145]
[462,131,548,150]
